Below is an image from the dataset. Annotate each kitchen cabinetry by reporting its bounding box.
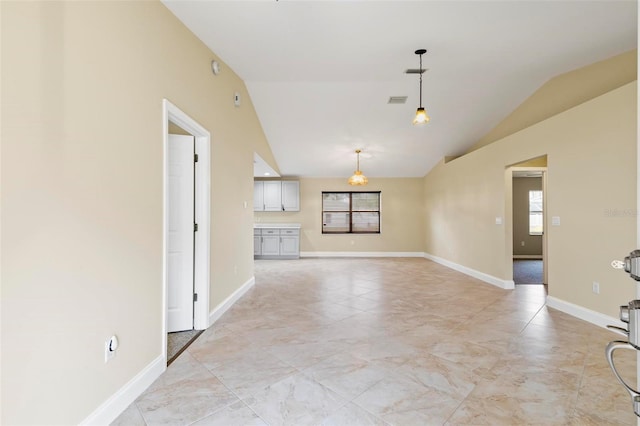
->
[253,182,264,214]
[260,228,281,256]
[253,230,261,256]
[279,229,300,257]
[254,180,299,212]
[263,181,282,211]
[253,224,300,259]
[281,181,300,211]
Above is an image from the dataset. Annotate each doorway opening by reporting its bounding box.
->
[163,99,211,365]
[506,156,548,290]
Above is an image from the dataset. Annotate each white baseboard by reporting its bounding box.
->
[80,355,165,426]
[546,296,625,329]
[209,276,256,326]
[423,252,515,290]
[299,251,425,258]
[513,255,543,259]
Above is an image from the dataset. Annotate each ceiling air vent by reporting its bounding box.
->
[388,96,408,104]
[405,68,428,74]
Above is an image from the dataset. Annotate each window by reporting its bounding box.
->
[529,190,543,235]
[322,192,380,234]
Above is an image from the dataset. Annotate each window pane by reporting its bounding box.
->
[529,190,543,235]
[352,192,380,211]
[530,212,543,235]
[323,212,350,233]
[322,193,349,211]
[352,212,380,233]
[529,190,543,212]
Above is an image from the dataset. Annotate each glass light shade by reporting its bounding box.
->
[412,107,430,125]
[348,170,368,186]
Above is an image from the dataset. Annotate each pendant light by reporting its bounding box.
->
[412,49,430,125]
[348,149,368,186]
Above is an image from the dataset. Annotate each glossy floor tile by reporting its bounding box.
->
[113,258,636,425]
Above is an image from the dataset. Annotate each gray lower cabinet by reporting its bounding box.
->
[254,227,300,259]
[280,229,300,257]
[261,229,281,256]
[253,230,262,256]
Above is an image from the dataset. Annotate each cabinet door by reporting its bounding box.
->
[280,235,299,257]
[281,181,300,211]
[253,235,262,256]
[253,181,265,211]
[261,235,280,255]
[263,181,282,211]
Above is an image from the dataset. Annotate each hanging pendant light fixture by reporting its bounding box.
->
[348,149,368,186]
[412,49,430,125]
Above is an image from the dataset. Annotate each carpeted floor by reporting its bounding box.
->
[167,329,203,366]
[513,259,543,284]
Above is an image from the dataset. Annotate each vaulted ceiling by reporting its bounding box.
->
[163,0,637,178]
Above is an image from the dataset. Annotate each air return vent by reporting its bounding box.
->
[405,68,428,74]
[387,96,408,104]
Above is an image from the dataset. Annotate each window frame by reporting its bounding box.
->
[321,191,381,234]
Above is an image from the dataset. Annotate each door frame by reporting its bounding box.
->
[162,99,211,360]
[505,166,548,285]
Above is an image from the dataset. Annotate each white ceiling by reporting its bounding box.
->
[162,0,637,178]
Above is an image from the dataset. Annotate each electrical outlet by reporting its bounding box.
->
[104,335,118,363]
[592,282,600,294]
[521,241,525,246]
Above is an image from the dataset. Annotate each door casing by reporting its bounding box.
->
[505,166,548,286]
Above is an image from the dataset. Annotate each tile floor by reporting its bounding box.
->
[113,258,637,425]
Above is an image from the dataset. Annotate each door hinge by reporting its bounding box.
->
[194,153,199,163]
[194,223,198,232]
[193,293,198,302]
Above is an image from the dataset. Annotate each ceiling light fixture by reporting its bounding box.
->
[348,149,368,186]
[412,49,430,125]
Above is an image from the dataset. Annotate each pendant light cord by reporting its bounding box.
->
[419,53,423,108]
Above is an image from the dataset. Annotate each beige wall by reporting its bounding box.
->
[168,122,191,135]
[255,178,426,253]
[469,50,637,153]
[512,177,543,256]
[424,81,637,318]
[1,1,276,424]
[512,156,548,168]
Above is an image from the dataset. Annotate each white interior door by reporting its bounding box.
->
[168,134,195,332]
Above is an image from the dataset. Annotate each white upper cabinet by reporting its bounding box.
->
[263,181,283,211]
[254,180,300,212]
[253,181,264,211]
[281,181,300,211]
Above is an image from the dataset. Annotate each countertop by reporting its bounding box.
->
[254,222,301,229]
